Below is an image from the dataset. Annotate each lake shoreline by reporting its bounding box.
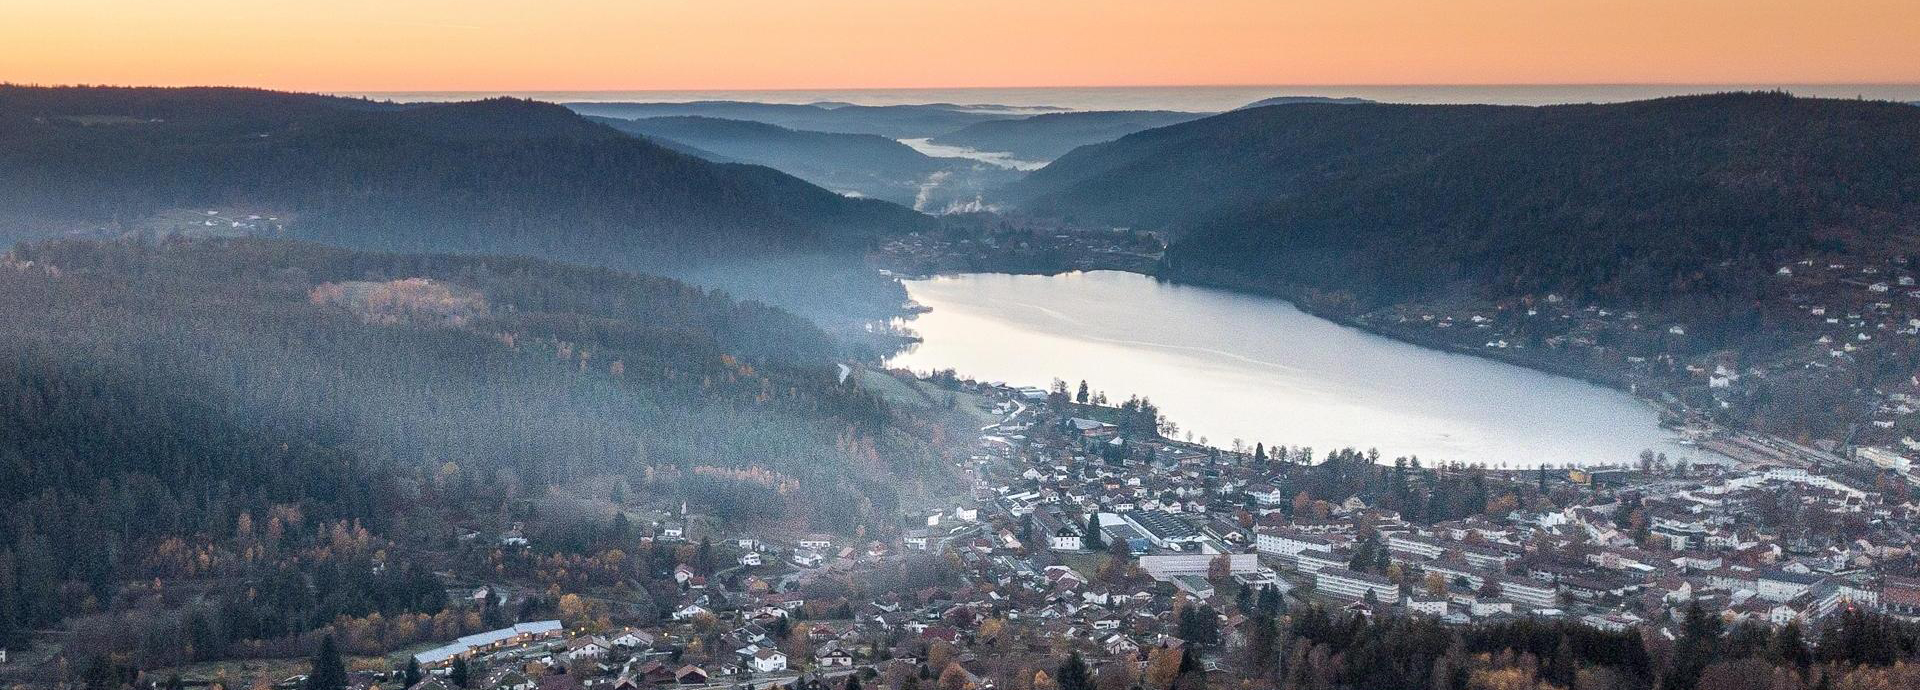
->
[885,261,1650,401]
[885,270,1704,468]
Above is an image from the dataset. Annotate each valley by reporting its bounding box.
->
[6,82,1920,690]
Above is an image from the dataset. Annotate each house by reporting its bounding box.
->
[675,666,710,685]
[564,636,610,661]
[610,629,655,649]
[1050,525,1083,551]
[1245,484,1286,507]
[739,552,764,567]
[637,663,677,685]
[750,649,789,673]
[672,604,712,621]
[814,645,855,668]
[1066,418,1118,438]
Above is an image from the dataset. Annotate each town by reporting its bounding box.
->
[190,370,1920,690]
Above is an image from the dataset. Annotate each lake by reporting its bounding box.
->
[886,271,1709,469]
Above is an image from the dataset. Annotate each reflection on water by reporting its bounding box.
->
[897,137,1048,171]
[887,271,1706,468]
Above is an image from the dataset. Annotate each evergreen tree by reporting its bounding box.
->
[1770,621,1811,671]
[844,674,861,690]
[1057,652,1094,690]
[306,635,349,690]
[1083,514,1103,550]
[403,657,423,689]
[450,656,470,689]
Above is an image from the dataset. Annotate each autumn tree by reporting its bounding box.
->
[937,663,969,690]
[1143,646,1182,689]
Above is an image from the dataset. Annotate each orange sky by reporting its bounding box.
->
[3,0,1917,91]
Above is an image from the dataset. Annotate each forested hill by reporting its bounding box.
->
[0,85,934,260]
[0,237,940,660]
[1009,93,1920,309]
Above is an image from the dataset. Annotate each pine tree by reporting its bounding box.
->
[306,635,349,690]
[1083,514,1103,550]
[403,657,422,689]
[844,674,861,690]
[1057,652,1093,690]
[450,656,470,689]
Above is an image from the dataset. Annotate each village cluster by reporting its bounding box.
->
[374,378,1920,690]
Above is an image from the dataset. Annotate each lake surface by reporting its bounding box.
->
[887,271,1708,468]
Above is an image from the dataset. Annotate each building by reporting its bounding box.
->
[1293,549,1348,574]
[815,645,855,668]
[1051,525,1084,551]
[1491,578,1558,608]
[1138,553,1259,580]
[750,649,788,673]
[1313,567,1400,604]
[1406,595,1449,616]
[1122,510,1207,550]
[1756,571,1820,602]
[1255,529,1332,559]
[412,620,564,667]
[1386,533,1446,560]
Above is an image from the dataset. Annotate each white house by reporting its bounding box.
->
[750,649,788,673]
[1050,526,1084,552]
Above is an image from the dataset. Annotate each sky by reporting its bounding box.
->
[2,0,1917,92]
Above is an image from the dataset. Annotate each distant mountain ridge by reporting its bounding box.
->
[1236,95,1375,109]
[929,109,1211,160]
[591,115,950,205]
[562,100,1009,138]
[1009,92,1920,309]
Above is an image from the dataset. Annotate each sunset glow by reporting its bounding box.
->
[4,0,1917,91]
